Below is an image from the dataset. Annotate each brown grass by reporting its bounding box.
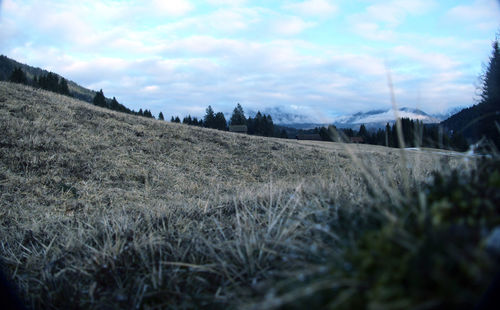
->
[0,82,471,309]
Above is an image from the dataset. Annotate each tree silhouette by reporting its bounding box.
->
[477,40,500,148]
[214,112,227,130]
[204,105,216,128]
[158,112,164,121]
[59,78,70,96]
[110,97,120,110]
[9,67,27,84]
[93,89,107,107]
[230,103,246,125]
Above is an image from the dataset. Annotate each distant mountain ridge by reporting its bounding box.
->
[333,107,442,129]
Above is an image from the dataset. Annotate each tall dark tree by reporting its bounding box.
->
[158,112,164,121]
[59,78,70,96]
[358,124,368,141]
[93,89,107,107]
[204,105,216,128]
[9,67,27,84]
[174,116,181,123]
[214,112,227,130]
[478,40,500,148]
[110,97,119,110]
[230,103,246,125]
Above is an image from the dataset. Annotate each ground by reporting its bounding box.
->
[0,82,479,309]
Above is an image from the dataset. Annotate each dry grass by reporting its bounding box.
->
[0,82,475,309]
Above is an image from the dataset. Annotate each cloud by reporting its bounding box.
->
[348,0,435,40]
[0,0,493,119]
[206,0,248,6]
[272,16,316,36]
[445,0,500,30]
[149,0,194,17]
[284,0,338,17]
[392,46,459,71]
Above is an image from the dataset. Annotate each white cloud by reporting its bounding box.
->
[392,46,459,71]
[273,16,316,35]
[445,0,500,30]
[284,0,338,17]
[149,0,194,16]
[348,0,435,40]
[206,0,248,6]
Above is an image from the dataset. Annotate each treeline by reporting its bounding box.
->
[9,67,70,96]
[7,66,157,118]
[168,103,287,138]
[300,118,468,151]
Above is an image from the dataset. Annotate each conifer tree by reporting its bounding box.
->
[214,112,227,130]
[174,116,181,123]
[9,67,27,84]
[230,103,246,125]
[59,78,70,96]
[158,112,164,121]
[93,89,107,107]
[204,105,216,128]
[478,39,500,148]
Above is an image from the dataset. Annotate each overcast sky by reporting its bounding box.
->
[1,0,499,121]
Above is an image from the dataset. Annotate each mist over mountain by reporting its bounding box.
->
[246,106,327,125]
[332,107,442,129]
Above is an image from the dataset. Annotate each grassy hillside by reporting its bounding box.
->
[0,82,497,309]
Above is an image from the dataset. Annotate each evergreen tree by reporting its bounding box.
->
[230,103,246,125]
[158,112,164,121]
[174,116,181,123]
[110,97,120,110]
[9,67,27,84]
[477,40,500,149]
[214,112,227,130]
[264,114,274,136]
[358,124,368,141]
[93,89,107,107]
[138,108,144,116]
[59,78,70,96]
[204,105,216,128]
[183,115,192,124]
[171,116,175,122]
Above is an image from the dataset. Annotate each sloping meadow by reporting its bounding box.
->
[1,82,497,309]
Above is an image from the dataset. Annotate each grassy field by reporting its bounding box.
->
[0,81,497,309]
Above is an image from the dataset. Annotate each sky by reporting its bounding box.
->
[1,0,499,122]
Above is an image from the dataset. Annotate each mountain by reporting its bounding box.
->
[0,55,96,102]
[333,107,441,129]
[431,106,465,121]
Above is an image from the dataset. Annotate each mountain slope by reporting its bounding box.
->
[333,107,441,129]
[0,55,96,102]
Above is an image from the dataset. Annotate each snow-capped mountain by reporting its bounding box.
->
[333,107,441,129]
